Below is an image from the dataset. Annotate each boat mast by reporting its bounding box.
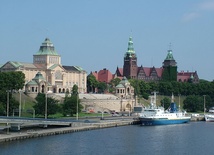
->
[178,94,181,112]
[152,91,158,108]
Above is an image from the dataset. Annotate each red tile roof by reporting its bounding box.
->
[91,71,98,80]
[177,71,196,82]
[139,67,163,77]
[155,67,164,77]
[118,68,123,76]
[97,68,113,83]
[142,67,151,76]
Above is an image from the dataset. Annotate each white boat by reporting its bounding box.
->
[204,114,214,122]
[139,93,191,126]
[208,107,214,113]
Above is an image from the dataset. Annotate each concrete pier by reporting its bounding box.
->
[0,119,140,143]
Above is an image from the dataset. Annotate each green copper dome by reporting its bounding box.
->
[124,37,136,58]
[165,50,175,60]
[119,77,129,85]
[35,38,59,56]
[33,72,45,80]
[127,37,135,54]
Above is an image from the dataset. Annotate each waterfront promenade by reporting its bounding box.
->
[0,118,138,143]
[0,114,205,143]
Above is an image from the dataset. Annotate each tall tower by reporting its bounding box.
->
[123,37,138,79]
[33,38,61,69]
[162,49,177,81]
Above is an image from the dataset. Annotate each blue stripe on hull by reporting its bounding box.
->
[140,119,190,126]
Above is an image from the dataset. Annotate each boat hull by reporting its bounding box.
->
[139,118,191,126]
[205,114,214,122]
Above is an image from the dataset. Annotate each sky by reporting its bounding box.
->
[0,0,214,81]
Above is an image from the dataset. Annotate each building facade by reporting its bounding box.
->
[92,36,199,83]
[0,38,87,98]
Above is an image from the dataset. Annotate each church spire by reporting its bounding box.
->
[163,48,176,67]
[127,37,135,54]
[165,49,175,61]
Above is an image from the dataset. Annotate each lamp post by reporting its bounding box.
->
[45,76,48,120]
[178,94,181,112]
[203,95,206,115]
[45,91,47,119]
[19,89,22,117]
[101,101,103,120]
[45,90,52,120]
[120,97,123,112]
[76,92,79,120]
[6,90,10,134]
[6,90,9,117]
[33,109,35,118]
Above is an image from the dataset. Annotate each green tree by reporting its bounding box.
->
[33,93,60,117]
[110,78,121,87]
[203,95,214,111]
[97,82,107,93]
[87,74,98,93]
[148,82,158,93]
[0,71,25,116]
[183,95,203,112]
[160,97,171,110]
[62,85,83,116]
[0,71,25,91]
[71,84,78,96]
[0,102,5,115]
[138,80,150,99]
[129,79,140,96]
[109,78,121,93]
[62,96,83,116]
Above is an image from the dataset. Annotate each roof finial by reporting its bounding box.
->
[169,42,172,50]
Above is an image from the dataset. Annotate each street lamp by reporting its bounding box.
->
[203,95,206,115]
[101,101,103,120]
[76,92,79,120]
[45,90,52,119]
[45,91,47,119]
[120,97,123,112]
[19,89,22,117]
[178,94,181,112]
[6,90,9,117]
[6,90,10,134]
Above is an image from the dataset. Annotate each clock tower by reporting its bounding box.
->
[123,37,138,79]
[162,49,177,81]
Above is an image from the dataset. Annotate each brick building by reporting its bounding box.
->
[92,36,199,83]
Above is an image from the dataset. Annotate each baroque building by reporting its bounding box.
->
[0,38,87,98]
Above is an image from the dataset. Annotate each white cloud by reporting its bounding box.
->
[199,1,214,11]
[182,12,200,22]
[181,1,214,22]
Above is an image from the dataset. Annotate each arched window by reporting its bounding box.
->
[127,87,130,94]
[42,85,45,93]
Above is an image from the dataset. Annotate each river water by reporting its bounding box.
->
[0,121,214,155]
